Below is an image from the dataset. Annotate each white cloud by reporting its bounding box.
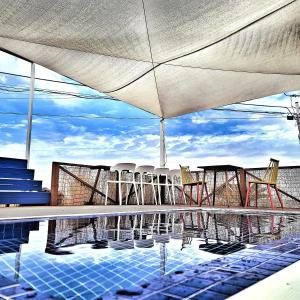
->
[0,123,26,129]
[0,74,6,83]
[0,51,89,107]
[0,117,299,189]
[191,117,210,124]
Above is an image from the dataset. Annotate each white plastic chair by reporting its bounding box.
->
[135,165,157,205]
[108,215,136,249]
[105,163,138,205]
[134,214,154,248]
[153,168,173,205]
[169,169,184,205]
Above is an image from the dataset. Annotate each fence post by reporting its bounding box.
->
[51,162,59,206]
[239,169,247,206]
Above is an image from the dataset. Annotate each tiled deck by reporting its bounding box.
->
[0,205,300,221]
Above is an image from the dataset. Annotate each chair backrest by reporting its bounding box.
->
[169,169,181,181]
[263,158,279,184]
[169,169,180,177]
[135,165,155,174]
[153,167,169,175]
[179,165,195,184]
[111,163,136,173]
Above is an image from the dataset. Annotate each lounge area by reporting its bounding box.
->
[0,1,300,299]
[48,159,300,210]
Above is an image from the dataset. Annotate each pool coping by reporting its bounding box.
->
[228,260,300,300]
[0,205,299,222]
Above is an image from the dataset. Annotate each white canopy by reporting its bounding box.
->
[1,0,300,118]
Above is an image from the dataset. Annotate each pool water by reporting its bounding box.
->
[0,211,299,299]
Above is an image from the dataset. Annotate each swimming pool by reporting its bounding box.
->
[0,211,299,299]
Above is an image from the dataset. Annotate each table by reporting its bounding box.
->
[197,165,246,206]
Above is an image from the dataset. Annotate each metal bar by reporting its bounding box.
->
[88,168,101,204]
[296,101,300,143]
[51,161,110,169]
[239,169,247,205]
[160,118,166,167]
[235,170,243,205]
[160,118,166,203]
[25,63,35,167]
[50,162,60,206]
[200,170,206,201]
[213,170,217,205]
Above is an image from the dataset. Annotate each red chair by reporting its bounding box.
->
[244,158,283,209]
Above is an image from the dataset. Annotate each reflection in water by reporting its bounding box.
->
[45,212,292,258]
[0,212,298,299]
[0,221,39,282]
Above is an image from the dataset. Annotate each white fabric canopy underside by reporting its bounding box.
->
[0,0,300,117]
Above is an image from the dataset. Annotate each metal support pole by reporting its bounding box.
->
[296,101,300,143]
[160,118,166,167]
[25,63,35,167]
[159,118,166,203]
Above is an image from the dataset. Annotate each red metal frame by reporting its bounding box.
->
[245,182,284,209]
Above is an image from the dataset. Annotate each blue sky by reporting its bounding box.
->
[0,51,299,187]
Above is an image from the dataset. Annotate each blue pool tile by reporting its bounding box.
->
[276,255,299,263]
[191,290,226,300]
[163,284,199,297]
[249,268,277,276]
[116,286,144,295]
[224,277,256,288]
[13,294,62,300]
[192,265,217,273]
[48,285,66,294]
[73,284,88,294]
[145,294,179,300]
[274,243,300,252]
[280,253,300,260]
[268,259,292,267]
[235,272,266,282]
[197,270,236,282]
[224,263,255,272]
[182,277,215,289]
[252,244,276,250]
[0,275,14,288]
[174,269,197,277]
[253,253,279,260]
[144,280,171,291]
[259,263,284,272]
[61,289,79,299]
[209,282,244,296]
[289,248,300,256]
[0,286,36,297]
[78,290,98,299]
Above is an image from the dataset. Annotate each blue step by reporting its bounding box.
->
[0,157,27,169]
[0,222,39,240]
[0,168,34,180]
[0,179,42,191]
[0,240,26,253]
[0,192,50,205]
